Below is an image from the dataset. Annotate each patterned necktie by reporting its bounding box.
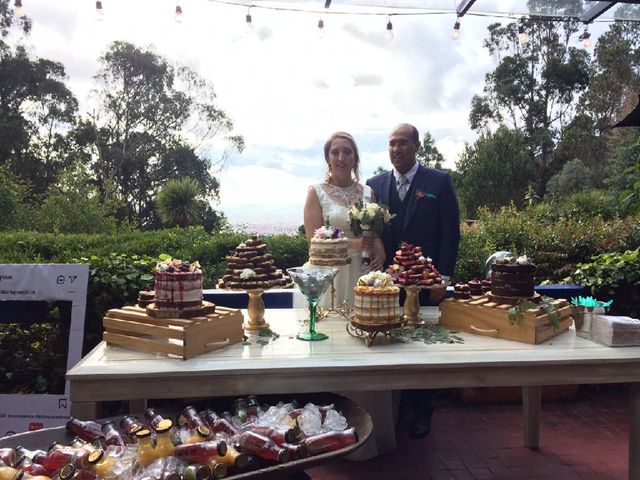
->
[397,174,409,201]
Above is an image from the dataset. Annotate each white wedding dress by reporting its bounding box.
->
[312,182,372,308]
[304,182,398,462]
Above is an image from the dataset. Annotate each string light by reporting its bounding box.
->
[385,16,393,41]
[518,23,528,45]
[175,4,183,23]
[245,7,253,32]
[452,17,460,39]
[13,0,23,17]
[580,26,592,48]
[324,0,331,8]
[95,1,104,21]
[317,17,325,38]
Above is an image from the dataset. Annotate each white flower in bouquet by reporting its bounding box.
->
[348,201,395,236]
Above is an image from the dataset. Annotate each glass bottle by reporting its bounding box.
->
[200,410,218,432]
[144,407,167,431]
[35,447,90,473]
[231,399,247,425]
[135,429,155,468]
[248,425,302,445]
[0,466,23,480]
[177,406,206,430]
[0,449,17,468]
[281,442,308,460]
[65,418,104,443]
[13,450,50,477]
[100,422,126,448]
[68,438,97,454]
[303,427,358,456]
[212,445,249,470]
[245,396,260,420]
[236,431,289,463]
[182,464,210,480]
[172,441,227,464]
[182,425,210,445]
[86,450,115,478]
[119,416,144,441]
[211,419,238,437]
[153,420,176,459]
[55,463,94,480]
[204,460,227,480]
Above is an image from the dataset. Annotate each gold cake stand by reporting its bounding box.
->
[400,284,448,325]
[346,317,404,347]
[317,279,352,320]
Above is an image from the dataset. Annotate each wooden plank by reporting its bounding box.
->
[103,331,184,357]
[106,309,193,327]
[522,385,541,448]
[104,317,184,340]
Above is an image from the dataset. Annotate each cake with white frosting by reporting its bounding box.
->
[353,272,400,324]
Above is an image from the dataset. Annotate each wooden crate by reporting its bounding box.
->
[103,305,244,360]
[439,295,573,344]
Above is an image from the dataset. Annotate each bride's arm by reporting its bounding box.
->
[303,186,323,243]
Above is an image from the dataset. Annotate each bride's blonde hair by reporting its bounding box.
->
[323,131,361,183]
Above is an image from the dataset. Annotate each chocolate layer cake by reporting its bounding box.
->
[490,262,535,298]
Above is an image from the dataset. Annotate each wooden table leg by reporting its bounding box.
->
[522,385,541,449]
[630,383,640,480]
[70,401,101,420]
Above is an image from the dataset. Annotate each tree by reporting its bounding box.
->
[545,158,593,198]
[469,6,590,194]
[455,126,535,216]
[606,129,640,215]
[416,132,444,169]
[156,177,205,228]
[0,2,78,194]
[78,41,243,227]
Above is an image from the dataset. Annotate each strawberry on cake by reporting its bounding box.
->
[386,242,443,287]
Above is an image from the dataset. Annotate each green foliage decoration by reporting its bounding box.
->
[567,248,640,319]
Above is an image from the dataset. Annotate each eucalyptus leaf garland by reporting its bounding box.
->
[388,324,464,345]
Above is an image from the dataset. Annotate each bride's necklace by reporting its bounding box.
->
[324,181,361,206]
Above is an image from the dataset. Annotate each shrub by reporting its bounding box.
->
[567,248,640,319]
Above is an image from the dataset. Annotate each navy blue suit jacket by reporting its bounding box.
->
[366,165,461,277]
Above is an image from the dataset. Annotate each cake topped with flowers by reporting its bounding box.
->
[309,224,349,267]
[153,258,203,310]
[353,272,400,324]
[386,242,443,287]
[218,235,292,290]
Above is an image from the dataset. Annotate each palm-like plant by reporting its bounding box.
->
[156,178,204,228]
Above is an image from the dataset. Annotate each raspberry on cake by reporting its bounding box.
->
[154,259,203,310]
[386,241,443,286]
[309,225,349,267]
[353,271,400,324]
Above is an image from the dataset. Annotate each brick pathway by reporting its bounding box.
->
[306,386,630,480]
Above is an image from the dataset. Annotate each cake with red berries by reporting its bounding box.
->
[309,226,349,267]
[154,259,204,310]
[386,242,443,286]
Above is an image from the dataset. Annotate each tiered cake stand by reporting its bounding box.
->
[400,284,447,325]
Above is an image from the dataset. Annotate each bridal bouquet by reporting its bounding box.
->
[349,202,395,262]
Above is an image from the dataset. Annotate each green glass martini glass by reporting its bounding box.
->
[287,266,339,341]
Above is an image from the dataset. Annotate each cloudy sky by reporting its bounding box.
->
[13,0,604,227]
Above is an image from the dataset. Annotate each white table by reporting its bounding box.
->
[67,308,640,479]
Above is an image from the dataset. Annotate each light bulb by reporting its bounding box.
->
[452,19,460,39]
[518,25,528,45]
[245,13,253,33]
[14,0,23,17]
[175,5,183,23]
[317,18,325,39]
[95,1,104,21]
[385,20,393,41]
[582,31,591,48]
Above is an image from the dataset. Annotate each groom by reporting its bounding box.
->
[367,123,460,439]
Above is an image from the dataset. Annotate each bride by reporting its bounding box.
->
[303,131,385,306]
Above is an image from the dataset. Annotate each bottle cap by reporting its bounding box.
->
[47,440,63,452]
[233,452,250,469]
[156,419,173,433]
[59,464,76,480]
[135,428,152,439]
[87,449,105,464]
[284,426,303,443]
[215,440,228,457]
[195,425,210,438]
[210,461,228,479]
[277,448,290,463]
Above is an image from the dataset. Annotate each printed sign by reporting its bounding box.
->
[0,264,88,437]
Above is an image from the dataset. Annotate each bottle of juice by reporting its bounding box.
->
[65,419,104,443]
[101,422,126,448]
[0,449,17,468]
[182,425,210,445]
[119,416,144,442]
[153,420,176,459]
[212,445,249,470]
[134,429,155,468]
[172,441,227,464]
[236,432,289,463]
[303,427,358,456]
[86,450,115,479]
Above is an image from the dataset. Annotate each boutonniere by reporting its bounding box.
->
[415,190,436,200]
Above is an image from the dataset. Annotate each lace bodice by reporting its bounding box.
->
[313,182,372,239]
